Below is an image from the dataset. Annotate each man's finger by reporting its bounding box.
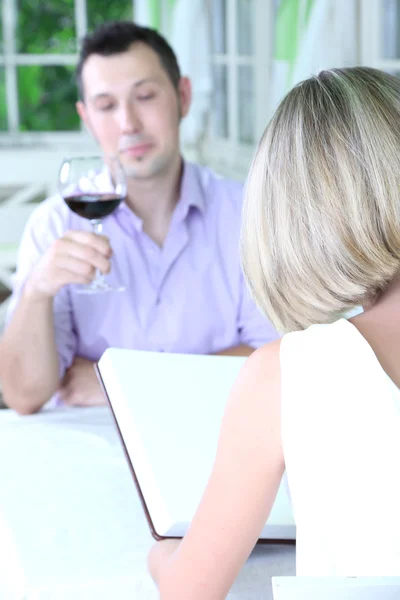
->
[63,230,112,256]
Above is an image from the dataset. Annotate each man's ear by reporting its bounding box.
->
[178,77,192,119]
[76,100,89,129]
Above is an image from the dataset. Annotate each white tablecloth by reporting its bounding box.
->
[0,406,295,599]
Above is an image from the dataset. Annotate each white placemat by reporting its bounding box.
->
[0,406,295,599]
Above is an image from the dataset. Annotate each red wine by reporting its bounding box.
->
[64,193,123,220]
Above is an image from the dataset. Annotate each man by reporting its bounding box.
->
[0,21,277,414]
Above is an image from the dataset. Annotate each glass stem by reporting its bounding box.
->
[90,219,104,283]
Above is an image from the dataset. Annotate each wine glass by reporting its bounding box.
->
[59,155,127,294]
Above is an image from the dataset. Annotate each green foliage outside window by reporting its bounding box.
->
[18,65,80,131]
[0,0,133,132]
[86,0,133,37]
[17,0,77,54]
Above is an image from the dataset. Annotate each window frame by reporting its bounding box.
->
[203,0,274,180]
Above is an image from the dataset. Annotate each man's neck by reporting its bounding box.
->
[125,156,183,246]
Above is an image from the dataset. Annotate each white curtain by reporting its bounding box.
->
[270,0,359,114]
[169,0,212,148]
[290,0,359,87]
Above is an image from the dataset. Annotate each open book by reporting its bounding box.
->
[96,348,296,542]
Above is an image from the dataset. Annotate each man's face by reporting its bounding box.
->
[77,43,191,181]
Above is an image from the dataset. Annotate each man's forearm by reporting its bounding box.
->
[0,286,59,414]
[213,344,255,357]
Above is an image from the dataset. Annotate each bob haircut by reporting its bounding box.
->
[241,67,400,333]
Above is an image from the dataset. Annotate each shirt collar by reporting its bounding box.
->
[116,201,143,231]
[114,160,205,232]
[177,161,205,216]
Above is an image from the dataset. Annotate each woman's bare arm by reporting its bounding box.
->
[148,340,284,600]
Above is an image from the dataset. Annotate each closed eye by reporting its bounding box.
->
[137,93,156,101]
[97,103,115,112]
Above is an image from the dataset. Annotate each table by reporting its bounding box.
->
[0,406,295,599]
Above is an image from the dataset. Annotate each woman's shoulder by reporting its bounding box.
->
[232,341,283,422]
[244,339,282,385]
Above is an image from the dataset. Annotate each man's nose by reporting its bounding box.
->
[118,102,141,133]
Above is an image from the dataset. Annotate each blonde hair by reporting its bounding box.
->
[241,67,400,333]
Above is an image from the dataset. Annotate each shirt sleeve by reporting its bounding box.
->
[5,199,76,379]
[237,270,280,348]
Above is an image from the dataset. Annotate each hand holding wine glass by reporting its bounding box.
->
[58,155,127,293]
[25,230,113,300]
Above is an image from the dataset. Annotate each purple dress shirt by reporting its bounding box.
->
[8,162,278,381]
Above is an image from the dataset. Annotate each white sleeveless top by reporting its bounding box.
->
[280,318,400,575]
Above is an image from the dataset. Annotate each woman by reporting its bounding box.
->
[148,67,400,597]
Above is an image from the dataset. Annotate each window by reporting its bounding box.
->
[0,0,134,140]
[361,0,400,76]
[206,0,274,180]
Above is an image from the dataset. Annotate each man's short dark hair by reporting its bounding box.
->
[76,21,181,101]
